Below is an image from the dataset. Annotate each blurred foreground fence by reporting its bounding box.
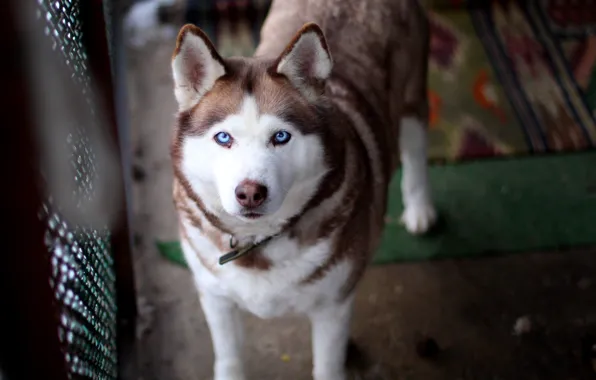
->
[0,0,136,379]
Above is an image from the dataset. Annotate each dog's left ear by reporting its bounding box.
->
[273,23,332,100]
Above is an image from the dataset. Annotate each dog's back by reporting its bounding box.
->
[257,0,430,160]
[254,0,432,264]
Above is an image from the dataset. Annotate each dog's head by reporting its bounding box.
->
[171,23,334,227]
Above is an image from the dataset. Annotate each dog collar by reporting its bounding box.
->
[218,234,280,266]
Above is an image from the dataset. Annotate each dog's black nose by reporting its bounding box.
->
[235,180,268,209]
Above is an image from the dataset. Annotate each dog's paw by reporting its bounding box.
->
[214,360,245,380]
[400,201,437,235]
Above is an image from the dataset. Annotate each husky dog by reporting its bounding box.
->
[170,0,435,378]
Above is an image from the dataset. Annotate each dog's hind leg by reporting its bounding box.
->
[399,115,436,234]
[390,3,437,235]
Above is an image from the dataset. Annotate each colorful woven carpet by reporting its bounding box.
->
[427,0,596,160]
[155,0,596,265]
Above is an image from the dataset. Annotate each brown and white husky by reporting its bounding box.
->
[170,0,436,378]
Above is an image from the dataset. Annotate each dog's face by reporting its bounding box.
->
[180,93,327,222]
[171,24,334,225]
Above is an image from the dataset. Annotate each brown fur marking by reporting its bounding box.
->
[178,218,217,274]
[234,248,272,270]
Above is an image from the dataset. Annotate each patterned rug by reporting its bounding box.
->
[428,0,596,160]
[185,0,596,161]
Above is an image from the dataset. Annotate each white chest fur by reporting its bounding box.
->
[180,218,352,319]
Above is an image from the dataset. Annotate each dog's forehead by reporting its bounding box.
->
[180,58,319,136]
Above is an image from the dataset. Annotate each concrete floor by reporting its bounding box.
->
[125,40,596,380]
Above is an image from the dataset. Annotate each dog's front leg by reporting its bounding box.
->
[309,296,354,380]
[200,292,246,380]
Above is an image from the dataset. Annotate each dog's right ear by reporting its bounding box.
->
[272,23,332,101]
[172,25,226,111]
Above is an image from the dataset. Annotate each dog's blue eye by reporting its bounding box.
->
[214,132,232,146]
[272,130,291,145]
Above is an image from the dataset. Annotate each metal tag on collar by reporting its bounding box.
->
[218,235,274,266]
[219,244,258,265]
[229,235,238,249]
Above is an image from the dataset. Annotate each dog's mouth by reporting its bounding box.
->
[241,212,263,220]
